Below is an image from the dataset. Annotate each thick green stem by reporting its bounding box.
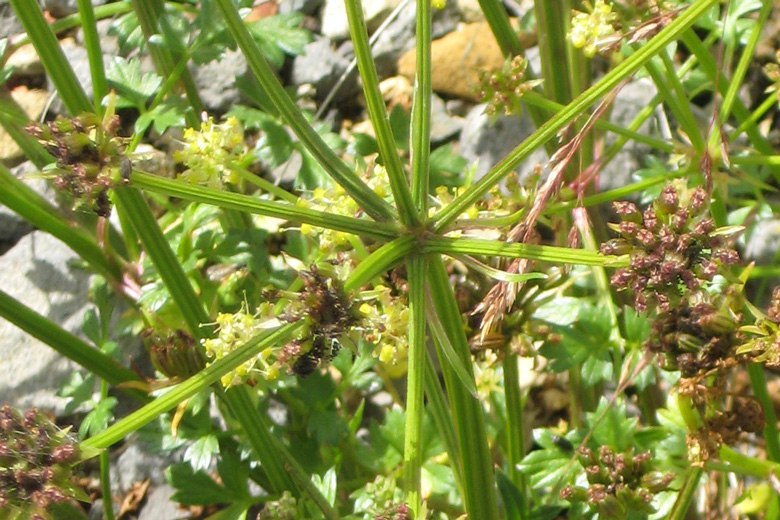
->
[403,254,427,515]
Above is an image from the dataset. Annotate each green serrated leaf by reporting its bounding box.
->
[58,371,96,416]
[106,57,163,109]
[247,13,311,69]
[167,463,239,505]
[185,433,220,471]
[80,397,118,439]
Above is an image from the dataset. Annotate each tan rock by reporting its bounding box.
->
[6,43,44,77]
[0,87,50,165]
[398,22,506,102]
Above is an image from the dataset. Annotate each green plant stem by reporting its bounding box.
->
[716,444,780,478]
[402,254,427,516]
[9,0,92,115]
[427,257,499,519]
[410,0,431,215]
[98,381,115,520]
[129,171,398,241]
[76,0,108,111]
[82,322,303,449]
[344,235,416,291]
[502,356,526,497]
[747,363,780,462]
[730,94,776,142]
[667,467,703,520]
[423,353,463,493]
[213,0,396,223]
[423,236,628,267]
[534,0,572,106]
[344,0,418,227]
[0,93,52,167]
[432,0,719,232]
[229,161,299,204]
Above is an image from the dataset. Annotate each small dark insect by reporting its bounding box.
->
[119,155,132,184]
[550,434,574,452]
[292,352,318,377]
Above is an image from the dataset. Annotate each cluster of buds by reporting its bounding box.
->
[602,184,739,314]
[686,396,765,463]
[569,0,620,57]
[352,474,408,519]
[647,293,742,376]
[374,503,411,520]
[737,287,780,367]
[26,110,127,217]
[298,166,390,253]
[561,445,673,519]
[0,405,84,519]
[478,55,542,118]
[763,50,780,101]
[204,263,363,386]
[174,116,246,189]
[259,490,300,520]
[143,329,206,379]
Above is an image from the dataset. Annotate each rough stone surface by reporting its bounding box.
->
[138,484,191,520]
[193,48,249,113]
[76,18,121,58]
[458,103,547,182]
[598,78,661,192]
[48,41,113,116]
[0,0,23,40]
[0,161,58,253]
[291,37,355,101]
[744,219,780,265]
[320,0,403,41]
[0,231,91,415]
[430,93,463,144]
[6,43,45,78]
[112,442,178,495]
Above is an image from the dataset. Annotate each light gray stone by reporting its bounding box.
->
[44,0,107,19]
[76,18,120,58]
[0,162,49,251]
[430,93,463,145]
[458,103,547,183]
[193,48,248,113]
[0,231,91,415]
[48,42,113,116]
[112,443,177,494]
[320,0,403,41]
[599,78,660,192]
[0,0,23,40]
[744,219,780,265]
[138,484,190,520]
[290,38,354,101]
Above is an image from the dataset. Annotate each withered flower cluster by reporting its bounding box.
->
[561,445,673,520]
[0,405,84,519]
[374,503,411,520]
[602,184,738,314]
[281,264,363,377]
[686,396,765,462]
[143,329,206,379]
[26,112,127,217]
[478,55,541,118]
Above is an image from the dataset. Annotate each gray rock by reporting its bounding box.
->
[744,219,780,265]
[76,18,120,58]
[371,0,460,78]
[290,37,354,101]
[0,0,23,40]
[193,48,248,114]
[278,0,323,15]
[0,161,52,252]
[112,442,178,494]
[599,78,660,192]
[430,93,463,145]
[48,42,113,116]
[0,231,91,415]
[458,103,547,183]
[44,0,107,19]
[138,484,190,520]
[320,0,403,41]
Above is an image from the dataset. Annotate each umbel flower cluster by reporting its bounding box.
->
[174,116,246,189]
[602,184,739,314]
[478,55,542,118]
[561,446,673,520]
[0,405,85,519]
[203,263,411,387]
[26,110,127,217]
[569,0,619,57]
